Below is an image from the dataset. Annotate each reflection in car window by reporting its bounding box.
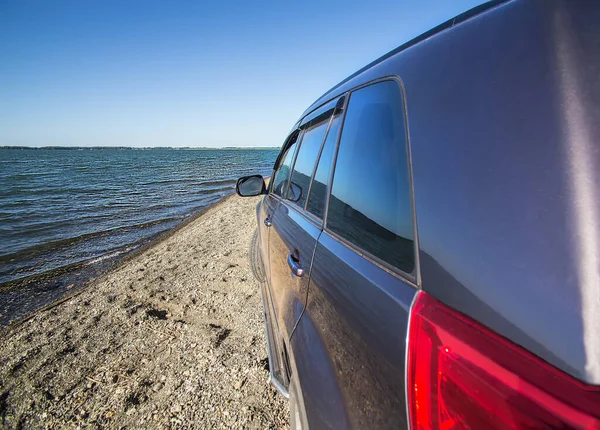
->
[272,132,300,197]
[327,81,414,273]
[287,118,331,207]
[306,111,342,219]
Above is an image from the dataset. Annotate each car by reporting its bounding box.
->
[236,0,600,428]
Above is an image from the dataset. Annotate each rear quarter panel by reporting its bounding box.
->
[295,233,417,429]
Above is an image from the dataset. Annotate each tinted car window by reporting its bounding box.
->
[327,80,414,273]
[306,110,342,219]
[272,132,300,197]
[287,118,330,207]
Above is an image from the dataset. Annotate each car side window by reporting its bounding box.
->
[326,80,415,274]
[272,131,300,197]
[306,108,342,219]
[286,117,331,207]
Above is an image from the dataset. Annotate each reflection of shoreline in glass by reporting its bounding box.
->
[289,119,330,208]
[328,192,414,274]
[327,80,414,274]
[307,113,342,219]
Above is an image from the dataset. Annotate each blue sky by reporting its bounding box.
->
[0,0,484,148]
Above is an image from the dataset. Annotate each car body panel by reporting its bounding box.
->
[289,300,350,429]
[268,199,321,338]
[298,232,417,429]
[259,275,289,395]
[289,0,600,385]
[257,194,292,387]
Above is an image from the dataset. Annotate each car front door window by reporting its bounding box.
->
[272,132,300,198]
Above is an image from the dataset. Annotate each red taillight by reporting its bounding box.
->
[407,291,600,430]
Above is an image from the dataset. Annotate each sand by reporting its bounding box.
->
[0,194,289,429]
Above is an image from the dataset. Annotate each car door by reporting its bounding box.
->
[267,97,343,342]
[291,80,419,429]
[257,129,303,390]
[259,130,302,284]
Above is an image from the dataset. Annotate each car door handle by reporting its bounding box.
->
[287,254,304,277]
[264,217,272,228]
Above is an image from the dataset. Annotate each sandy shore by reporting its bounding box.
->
[0,194,289,429]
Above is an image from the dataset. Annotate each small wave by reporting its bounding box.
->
[190,186,234,195]
[84,245,137,265]
[0,217,181,262]
[197,178,236,187]
[139,178,199,186]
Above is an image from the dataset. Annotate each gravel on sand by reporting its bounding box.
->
[0,195,289,429]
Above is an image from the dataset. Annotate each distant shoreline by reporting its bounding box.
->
[0,146,280,150]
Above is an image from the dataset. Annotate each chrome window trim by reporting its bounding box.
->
[399,76,422,288]
[269,193,323,230]
[322,228,418,289]
[404,290,420,427]
[322,76,421,287]
[270,183,417,287]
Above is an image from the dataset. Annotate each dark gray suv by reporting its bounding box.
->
[236,1,600,428]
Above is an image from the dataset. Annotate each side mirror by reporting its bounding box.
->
[286,181,303,203]
[236,175,266,197]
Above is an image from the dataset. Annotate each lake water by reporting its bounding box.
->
[0,148,277,323]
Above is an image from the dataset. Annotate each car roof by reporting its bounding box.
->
[300,0,510,120]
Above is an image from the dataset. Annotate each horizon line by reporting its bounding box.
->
[0,145,280,150]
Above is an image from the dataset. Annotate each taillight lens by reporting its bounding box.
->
[407,291,600,430]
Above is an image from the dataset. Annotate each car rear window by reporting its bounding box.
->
[326,80,414,274]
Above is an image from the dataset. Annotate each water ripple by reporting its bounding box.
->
[0,148,276,285]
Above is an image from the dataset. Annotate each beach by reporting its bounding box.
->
[0,194,289,429]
